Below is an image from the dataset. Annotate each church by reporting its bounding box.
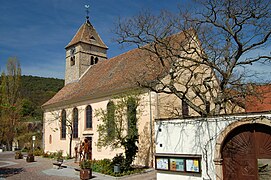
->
[42,14,214,166]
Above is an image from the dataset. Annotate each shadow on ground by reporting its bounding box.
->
[0,167,24,178]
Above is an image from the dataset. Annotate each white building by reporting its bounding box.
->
[155,112,271,179]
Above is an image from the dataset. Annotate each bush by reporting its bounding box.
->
[91,157,145,177]
[42,151,50,158]
[80,159,92,169]
[33,148,43,156]
[111,154,126,172]
[92,159,113,174]
[15,151,23,159]
[42,150,63,159]
[56,150,63,159]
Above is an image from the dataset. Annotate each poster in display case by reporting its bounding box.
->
[155,154,201,174]
[170,158,184,171]
[156,158,169,170]
[185,159,200,172]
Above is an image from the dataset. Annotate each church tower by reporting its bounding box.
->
[65,11,108,85]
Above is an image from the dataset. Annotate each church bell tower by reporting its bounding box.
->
[64,6,108,85]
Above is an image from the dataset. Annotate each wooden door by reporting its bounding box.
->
[222,124,271,180]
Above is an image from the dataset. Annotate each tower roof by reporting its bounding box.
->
[66,20,108,49]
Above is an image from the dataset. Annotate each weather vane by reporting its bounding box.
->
[85,4,90,20]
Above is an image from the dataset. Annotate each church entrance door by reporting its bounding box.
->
[222,124,271,180]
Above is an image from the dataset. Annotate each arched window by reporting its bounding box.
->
[49,135,52,144]
[107,101,115,138]
[95,57,99,64]
[90,56,94,65]
[86,105,92,129]
[61,110,66,139]
[127,97,137,136]
[70,56,75,66]
[73,108,79,138]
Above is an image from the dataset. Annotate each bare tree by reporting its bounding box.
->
[115,0,271,116]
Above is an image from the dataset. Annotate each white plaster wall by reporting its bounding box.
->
[155,113,271,180]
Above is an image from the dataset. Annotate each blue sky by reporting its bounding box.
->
[0,0,185,79]
[1,0,270,81]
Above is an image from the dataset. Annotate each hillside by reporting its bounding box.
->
[20,75,64,121]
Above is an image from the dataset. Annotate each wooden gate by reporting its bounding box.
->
[222,124,271,180]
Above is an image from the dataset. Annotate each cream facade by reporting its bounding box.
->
[44,90,158,165]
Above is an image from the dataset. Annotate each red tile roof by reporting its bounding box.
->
[245,84,271,112]
[43,30,189,108]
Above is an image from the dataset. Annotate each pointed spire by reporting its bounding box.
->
[65,4,108,49]
[85,5,90,24]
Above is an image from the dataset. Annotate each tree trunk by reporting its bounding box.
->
[69,133,73,158]
[7,141,11,151]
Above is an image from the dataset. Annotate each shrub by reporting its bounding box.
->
[56,150,63,159]
[80,159,92,169]
[33,148,43,156]
[111,154,126,172]
[42,151,50,158]
[42,150,63,159]
[92,159,113,174]
[91,158,145,177]
[15,151,23,159]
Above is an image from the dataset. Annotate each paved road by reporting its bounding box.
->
[0,151,156,180]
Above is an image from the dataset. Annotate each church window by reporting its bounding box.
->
[49,135,52,144]
[107,101,115,139]
[182,99,189,117]
[73,108,79,138]
[61,110,66,139]
[86,105,92,129]
[127,97,137,136]
[95,57,99,64]
[90,56,94,65]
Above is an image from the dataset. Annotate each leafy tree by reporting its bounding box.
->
[96,92,140,170]
[0,57,22,150]
[115,0,271,116]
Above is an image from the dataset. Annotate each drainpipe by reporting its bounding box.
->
[149,90,153,167]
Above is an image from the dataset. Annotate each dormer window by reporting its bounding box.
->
[90,36,95,41]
